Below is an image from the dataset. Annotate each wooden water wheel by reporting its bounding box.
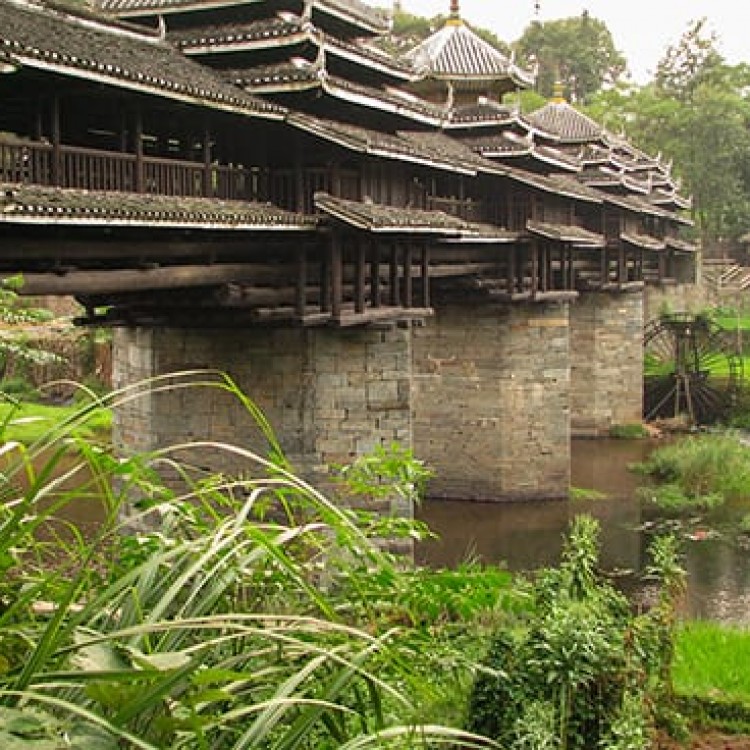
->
[643,313,743,425]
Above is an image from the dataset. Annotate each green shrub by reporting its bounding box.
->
[466,516,685,750]
[609,423,649,439]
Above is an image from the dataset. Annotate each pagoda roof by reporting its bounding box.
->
[404,19,533,92]
[0,0,282,119]
[229,61,448,125]
[288,113,475,173]
[100,0,390,36]
[666,237,697,252]
[172,16,416,81]
[0,183,318,229]
[524,100,603,144]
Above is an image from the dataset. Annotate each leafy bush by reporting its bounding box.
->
[466,516,685,750]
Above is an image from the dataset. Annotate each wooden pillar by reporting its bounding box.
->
[389,243,400,306]
[331,234,343,319]
[618,246,626,284]
[202,125,212,198]
[508,245,518,294]
[320,244,331,314]
[134,108,144,193]
[51,94,61,186]
[421,244,430,308]
[294,134,305,214]
[355,238,366,314]
[600,247,608,286]
[370,243,381,308]
[295,245,307,318]
[403,244,413,308]
[530,239,539,295]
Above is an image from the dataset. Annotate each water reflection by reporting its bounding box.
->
[416,438,750,624]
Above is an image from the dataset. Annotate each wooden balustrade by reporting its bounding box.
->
[0,137,258,202]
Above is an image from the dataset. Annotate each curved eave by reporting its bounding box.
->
[0,213,316,230]
[527,219,604,247]
[312,0,390,37]
[6,52,284,120]
[666,237,697,252]
[315,193,463,235]
[325,41,417,83]
[179,29,310,55]
[322,78,446,127]
[286,114,475,175]
[621,232,666,251]
[100,0,262,19]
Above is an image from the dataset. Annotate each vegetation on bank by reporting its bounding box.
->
[634,431,750,511]
[4,374,750,746]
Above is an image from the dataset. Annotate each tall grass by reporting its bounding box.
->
[0,372,499,749]
[635,432,750,509]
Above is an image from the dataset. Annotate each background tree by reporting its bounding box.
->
[514,12,626,103]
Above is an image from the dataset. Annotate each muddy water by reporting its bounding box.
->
[416,438,750,623]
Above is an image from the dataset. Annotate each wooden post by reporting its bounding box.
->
[421,244,430,308]
[530,239,539,295]
[134,108,144,193]
[508,245,518,293]
[331,235,343,320]
[320,243,331,313]
[370,242,381,308]
[51,94,61,186]
[294,134,305,214]
[389,243,400,306]
[203,125,212,198]
[355,239,366,314]
[403,244,413,308]
[295,245,307,318]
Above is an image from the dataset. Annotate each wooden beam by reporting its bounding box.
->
[295,245,307,317]
[403,243,413,308]
[389,243,400,306]
[370,243,381,308]
[421,244,430,308]
[18,263,304,295]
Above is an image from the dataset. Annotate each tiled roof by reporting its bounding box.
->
[171,16,309,51]
[397,130,505,174]
[666,237,697,252]
[315,192,468,233]
[525,100,603,144]
[287,114,475,174]
[0,184,318,229]
[527,219,604,247]
[455,132,532,157]
[101,0,390,35]
[621,232,666,251]
[231,62,447,125]
[173,17,414,80]
[0,0,282,118]
[444,98,517,127]
[405,21,533,90]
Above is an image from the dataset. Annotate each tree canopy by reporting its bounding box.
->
[514,13,626,103]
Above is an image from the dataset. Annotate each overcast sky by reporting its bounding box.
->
[378,0,749,84]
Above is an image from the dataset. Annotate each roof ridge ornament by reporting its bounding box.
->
[447,0,462,25]
[552,80,566,103]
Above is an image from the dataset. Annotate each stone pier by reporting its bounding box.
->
[569,291,644,437]
[412,302,571,501]
[112,326,412,480]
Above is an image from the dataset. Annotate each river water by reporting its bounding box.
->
[416,438,750,623]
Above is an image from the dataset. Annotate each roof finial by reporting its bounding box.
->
[552,80,566,103]
[448,0,462,25]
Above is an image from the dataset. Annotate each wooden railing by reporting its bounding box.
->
[0,138,259,202]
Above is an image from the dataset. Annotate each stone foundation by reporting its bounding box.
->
[412,302,571,501]
[112,325,412,480]
[569,292,644,437]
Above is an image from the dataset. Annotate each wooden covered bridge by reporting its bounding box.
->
[0,0,696,501]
